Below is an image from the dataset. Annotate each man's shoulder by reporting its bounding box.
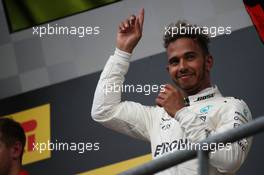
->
[221,96,249,108]
[217,96,251,120]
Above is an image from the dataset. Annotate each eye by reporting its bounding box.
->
[186,54,195,60]
[169,58,179,65]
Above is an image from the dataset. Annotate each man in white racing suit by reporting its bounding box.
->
[91,8,252,175]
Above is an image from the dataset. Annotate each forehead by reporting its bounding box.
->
[166,38,202,59]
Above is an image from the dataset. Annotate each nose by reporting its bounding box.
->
[179,59,188,73]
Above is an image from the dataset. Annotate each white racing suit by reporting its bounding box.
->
[91,48,252,175]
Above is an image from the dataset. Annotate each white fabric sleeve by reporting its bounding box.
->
[175,99,252,173]
[91,48,153,141]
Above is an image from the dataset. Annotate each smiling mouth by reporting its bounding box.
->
[177,74,193,79]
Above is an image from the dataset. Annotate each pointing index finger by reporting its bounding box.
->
[138,8,144,31]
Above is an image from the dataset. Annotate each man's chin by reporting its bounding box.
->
[179,84,200,95]
[173,80,197,92]
[179,83,194,90]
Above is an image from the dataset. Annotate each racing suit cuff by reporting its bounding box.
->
[174,107,194,122]
[114,48,132,60]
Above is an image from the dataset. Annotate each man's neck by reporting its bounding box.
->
[185,82,212,97]
[8,162,21,175]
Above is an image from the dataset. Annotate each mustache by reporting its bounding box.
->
[176,73,194,79]
[175,68,194,79]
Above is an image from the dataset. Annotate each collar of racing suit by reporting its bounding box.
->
[185,85,222,106]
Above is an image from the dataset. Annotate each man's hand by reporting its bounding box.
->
[116,8,144,53]
[156,84,185,117]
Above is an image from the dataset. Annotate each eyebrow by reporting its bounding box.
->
[168,51,197,63]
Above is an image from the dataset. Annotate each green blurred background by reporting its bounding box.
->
[3,0,120,32]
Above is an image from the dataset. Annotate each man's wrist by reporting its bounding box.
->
[115,47,132,60]
[116,44,134,54]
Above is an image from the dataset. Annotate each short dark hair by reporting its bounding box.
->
[163,20,210,55]
[0,118,26,160]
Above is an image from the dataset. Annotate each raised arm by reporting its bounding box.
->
[91,9,154,141]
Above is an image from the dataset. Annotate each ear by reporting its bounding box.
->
[11,141,23,160]
[205,55,213,71]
